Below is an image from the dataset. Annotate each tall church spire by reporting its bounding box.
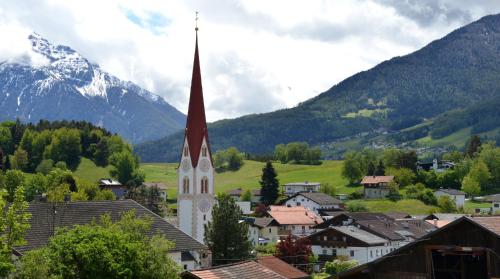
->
[184,19,211,168]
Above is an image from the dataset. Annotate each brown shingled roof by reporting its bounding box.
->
[360,176,394,184]
[471,216,500,236]
[256,256,310,279]
[183,260,286,279]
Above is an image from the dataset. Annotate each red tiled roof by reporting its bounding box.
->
[268,206,323,226]
[184,33,211,168]
[360,176,394,184]
[185,260,286,279]
[256,256,310,279]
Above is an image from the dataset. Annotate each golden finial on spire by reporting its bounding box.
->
[195,11,199,32]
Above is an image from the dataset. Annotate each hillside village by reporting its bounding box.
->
[1,5,500,279]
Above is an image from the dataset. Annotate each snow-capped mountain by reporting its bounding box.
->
[0,33,185,143]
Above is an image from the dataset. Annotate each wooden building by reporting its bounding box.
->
[336,216,500,279]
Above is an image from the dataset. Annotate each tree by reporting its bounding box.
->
[342,152,364,184]
[478,144,500,187]
[397,150,418,171]
[43,128,82,170]
[35,159,54,175]
[18,211,180,278]
[259,161,279,205]
[389,167,416,187]
[109,151,144,186]
[466,135,482,158]
[254,203,268,217]
[438,196,456,213]
[461,175,481,197]
[240,189,252,202]
[275,234,312,269]
[467,159,491,190]
[25,173,48,201]
[0,126,14,155]
[226,147,244,171]
[11,148,29,171]
[93,137,110,167]
[286,142,308,163]
[0,186,31,277]
[375,160,385,175]
[4,170,25,201]
[19,129,35,171]
[204,193,251,266]
[442,151,464,163]
[4,155,10,171]
[274,144,287,163]
[0,148,3,171]
[319,183,336,196]
[367,161,375,176]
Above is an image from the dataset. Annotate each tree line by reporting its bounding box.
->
[274,142,321,165]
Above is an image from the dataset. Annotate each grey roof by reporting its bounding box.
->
[333,226,387,245]
[184,260,287,279]
[484,194,500,202]
[435,188,465,195]
[15,200,207,254]
[253,217,277,228]
[289,192,343,205]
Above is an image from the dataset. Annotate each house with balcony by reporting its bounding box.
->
[283,192,344,215]
[361,176,394,199]
[267,206,323,237]
[283,181,321,196]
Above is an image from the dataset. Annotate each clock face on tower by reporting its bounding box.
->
[198,198,211,213]
[181,159,191,172]
[199,158,210,172]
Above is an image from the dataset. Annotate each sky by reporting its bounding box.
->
[0,0,499,122]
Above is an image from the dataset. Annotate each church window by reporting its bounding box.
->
[203,214,206,221]
[201,177,209,193]
[184,146,188,156]
[202,146,207,157]
[183,177,190,194]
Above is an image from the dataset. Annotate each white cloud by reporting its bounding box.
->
[0,0,499,121]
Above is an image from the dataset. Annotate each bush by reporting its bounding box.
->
[348,190,363,200]
[438,196,456,213]
[324,258,358,275]
[347,202,368,212]
[35,159,54,175]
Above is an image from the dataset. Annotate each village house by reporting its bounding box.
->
[283,192,344,215]
[227,188,261,203]
[181,256,310,279]
[283,181,321,196]
[13,200,210,271]
[98,178,126,199]
[267,206,323,237]
[142,182,168,201]
[243,217,280,246]
[417,159,455,172]
[337,216,500,279]
[308,226,389,265]
[434,188,465,208]
[361,176,394,199]
[312,212,436,264]
[483,193,500,213]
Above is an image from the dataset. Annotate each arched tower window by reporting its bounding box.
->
[183,177,190,194]
[201,177,209,193]
[184,146,189,157]
[202,146,207,157]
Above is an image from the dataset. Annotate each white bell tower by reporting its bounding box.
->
[177,25,215,244]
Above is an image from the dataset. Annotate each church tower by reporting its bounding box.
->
[177,25,215,244]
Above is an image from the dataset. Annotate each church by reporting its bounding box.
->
[177,25,215,244]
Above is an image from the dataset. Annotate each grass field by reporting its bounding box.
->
[74,159,359,199]
[345,199,439,215]
[464,200,491,213]
[416,127,471,148]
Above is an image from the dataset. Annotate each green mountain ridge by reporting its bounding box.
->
[136,14,500,162]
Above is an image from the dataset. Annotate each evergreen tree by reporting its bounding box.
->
[367,161,375,176]
[375,160,385,175]
[466,135,482,158]
[0,148,3,171]
[204,193,251,266]
[259,161,279,205]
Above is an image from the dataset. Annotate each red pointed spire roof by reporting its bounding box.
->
[184,32,211,167]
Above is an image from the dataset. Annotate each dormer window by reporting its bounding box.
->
[202,146,207,157]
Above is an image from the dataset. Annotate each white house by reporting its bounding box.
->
[283,192,344,214]
[482,194,500,213]
[361,176,394,199]
[308,226,397,265]
[283,181,321,196]
[243,217,280,246]
[434,188,465,208]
